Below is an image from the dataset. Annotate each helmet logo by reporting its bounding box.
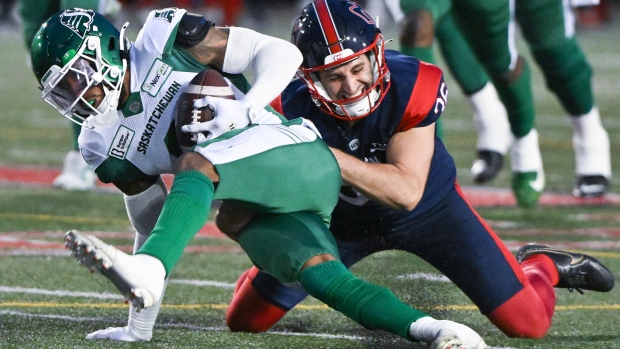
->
[348,4,374,25]
[59,9,95,38]
[154,8,177,23]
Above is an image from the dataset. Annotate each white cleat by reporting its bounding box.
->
[53,150,97,191]
[64,230,165,311]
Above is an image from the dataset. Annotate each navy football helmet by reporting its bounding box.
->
[291,0,390,120]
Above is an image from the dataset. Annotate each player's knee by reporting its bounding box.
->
[301,253,338,271]
[226,267,286,332]
[399,10,434,47]
[216,201,255,242]
[499,55,525,85]
[176,152,219,182]
[487,287,552,338]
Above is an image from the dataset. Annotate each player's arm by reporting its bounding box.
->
[176,13,302,118]
[330,123,435,211]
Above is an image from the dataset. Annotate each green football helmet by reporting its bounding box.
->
[31,8,129,126]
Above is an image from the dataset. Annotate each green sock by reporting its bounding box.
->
[138,170,214,275]
[299,260,427,341]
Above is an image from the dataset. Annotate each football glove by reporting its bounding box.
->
[182,97,280,140]
[409,317,487,349]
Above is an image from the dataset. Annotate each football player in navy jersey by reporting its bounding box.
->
[223,0,615,340]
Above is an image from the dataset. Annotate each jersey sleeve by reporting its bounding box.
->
[396,62,448,132]
[134,8,187,55]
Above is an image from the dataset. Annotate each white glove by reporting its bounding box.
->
[409,317,487,349]
[182,97,282,140]
[86,326,150,342]
[181,96,254,141]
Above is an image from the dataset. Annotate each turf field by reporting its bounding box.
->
[1,5,619,349]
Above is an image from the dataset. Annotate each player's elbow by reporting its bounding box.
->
[391,191,422,211]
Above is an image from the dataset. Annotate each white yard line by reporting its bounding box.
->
[0,309,516,348]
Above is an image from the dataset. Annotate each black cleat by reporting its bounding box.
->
[573,175,610,198]
[516,244,615,293]
[471,150,504,184]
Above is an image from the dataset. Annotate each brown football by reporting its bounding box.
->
[175,69,235,149]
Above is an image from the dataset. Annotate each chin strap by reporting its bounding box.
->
[108,22,130,112]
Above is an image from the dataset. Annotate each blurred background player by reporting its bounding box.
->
[18,0,121,190]
[512,0,611,197]
[444,0,542,208]
[383,0,611,198]
[382,0,512,184]
[447,0,612,205]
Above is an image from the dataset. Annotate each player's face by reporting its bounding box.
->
[317,54,373,102]
[48,58,104,117]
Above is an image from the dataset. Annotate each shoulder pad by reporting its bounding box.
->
[175,13,215,49]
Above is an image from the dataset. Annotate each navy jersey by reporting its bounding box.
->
[277,50,456,240]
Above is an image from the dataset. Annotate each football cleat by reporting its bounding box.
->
[511,169,544,208]
[516,244,615,293]
[64,230,165,311]
[573,175,610,198]
[471,150,504,184]
[53,150,97,191]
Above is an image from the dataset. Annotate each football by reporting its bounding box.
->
[175,68,235,149]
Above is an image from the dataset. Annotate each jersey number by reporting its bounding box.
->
[434,82,448,114]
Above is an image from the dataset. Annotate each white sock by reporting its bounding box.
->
[409,317,438,342]
[114,252,166,304]
[510,129,543,173]
[468,82,512,154]
[126,277,169,340]
[570,107,611,177]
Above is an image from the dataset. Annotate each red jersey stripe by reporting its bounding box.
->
[397,61,443,132]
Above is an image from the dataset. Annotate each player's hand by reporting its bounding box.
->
[409,317,487,349]
[182,97,281,140]
[181,97,253,140]
[85,326,151,342]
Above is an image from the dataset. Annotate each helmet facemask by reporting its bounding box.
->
[39,24,129,127]
[298,33,390,121]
